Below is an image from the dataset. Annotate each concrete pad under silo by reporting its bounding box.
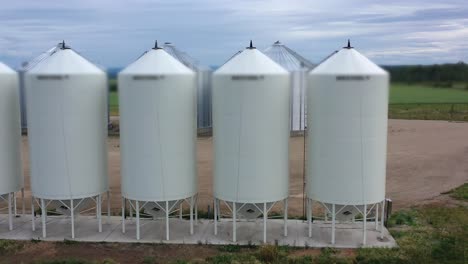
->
[0,214,396,248]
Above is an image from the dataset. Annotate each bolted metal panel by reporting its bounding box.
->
[307,45,389,205]
[25,46,108,200]
[119,47,197,202]
[0,62,23,195]
[213,46,290,203]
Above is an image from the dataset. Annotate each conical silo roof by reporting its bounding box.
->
[120,43,193,75]
[263,41,315,71]
[162,42,206,71]
[311,42,387,75]
[28,42,103,75]
[215,42,288,75]
[0,62,15,74]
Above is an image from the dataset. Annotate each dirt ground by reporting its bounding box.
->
[18,119,468,217]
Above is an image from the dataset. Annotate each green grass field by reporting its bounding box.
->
[109,82,468,121]
[390,83,468,104]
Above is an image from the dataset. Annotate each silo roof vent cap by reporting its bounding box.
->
[343,39,353,49]
[152,40,162,50]
[246,40,256,49]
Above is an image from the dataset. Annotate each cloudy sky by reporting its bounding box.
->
[1,0,467,68]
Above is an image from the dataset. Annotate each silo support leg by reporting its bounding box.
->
[8,193,13,231]
[107,191,111,221]
[98,195,102,233]
[190,197,194,235]
[263,202,267,243]
[232,202,236,243]
[41,199,46,238]
[21,188,25,216]
[380,201,385,239]
[375,203,379,230]
[71,199,75,239]
[121,197,125,233]
[136,200,140,240]
[13,192,17,217]
[363,204,367,245]
[31,197,36,231]
[308,199,312,238]
[283,199,288,237]
[214,198,217,235]
[179,203,183,220]
[331,204,335,245]
[95,196,99,219]
[195,195,198,224]
[166,201,170,241]
[129,200,133,220]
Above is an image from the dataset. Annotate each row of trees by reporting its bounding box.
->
[383,62,468,83]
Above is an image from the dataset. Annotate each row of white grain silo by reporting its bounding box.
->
[0,40,388,246]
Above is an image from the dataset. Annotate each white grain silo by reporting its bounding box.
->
[118,41,197,241]
[306,41,389,245]
[264,41,315,132]
[213,41,290,243]
[25,41,109,239]
[0,62,23,231]
[163,42,212,133]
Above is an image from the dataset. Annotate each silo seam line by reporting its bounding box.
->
[359,85,365,205]
[61,85,73,200]
[235,86,243,204]
[155,85,166,200]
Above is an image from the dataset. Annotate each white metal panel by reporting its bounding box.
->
[162,42,213,128]
[119,48,197,202]
[25,48,108,200]
[263,41,313,131]
[0,63,23,195]
[213,48,290,203]
[306,47,389,205]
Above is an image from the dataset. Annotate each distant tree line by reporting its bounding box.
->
[107,62,468,92]
[383,62,468,84]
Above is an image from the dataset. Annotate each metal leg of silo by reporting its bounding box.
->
[214,198,217,235]
[165,201,170,240]
[13,192,17,217]
[331,204,335,245]
[190,196,194,235]
[380,201,385,239]
[375,203,379,230]
[107,190,111,221]
[8,193,13,230]
[95,196,99,219]
[129,200,133,220]
[71,199,75,239]
[263,202,267,243]
[232,202,236,242]
[41,198,46,238]
[308,199,312,238]
[31,197,36,231]
[283,199,288,237]
[98,194,102,233]
[195,195,198,224]
[136,200,140,240]
[179,203,183,220]
[121,197,125,233]
[21,188,25,216]
[363,204,367,245]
